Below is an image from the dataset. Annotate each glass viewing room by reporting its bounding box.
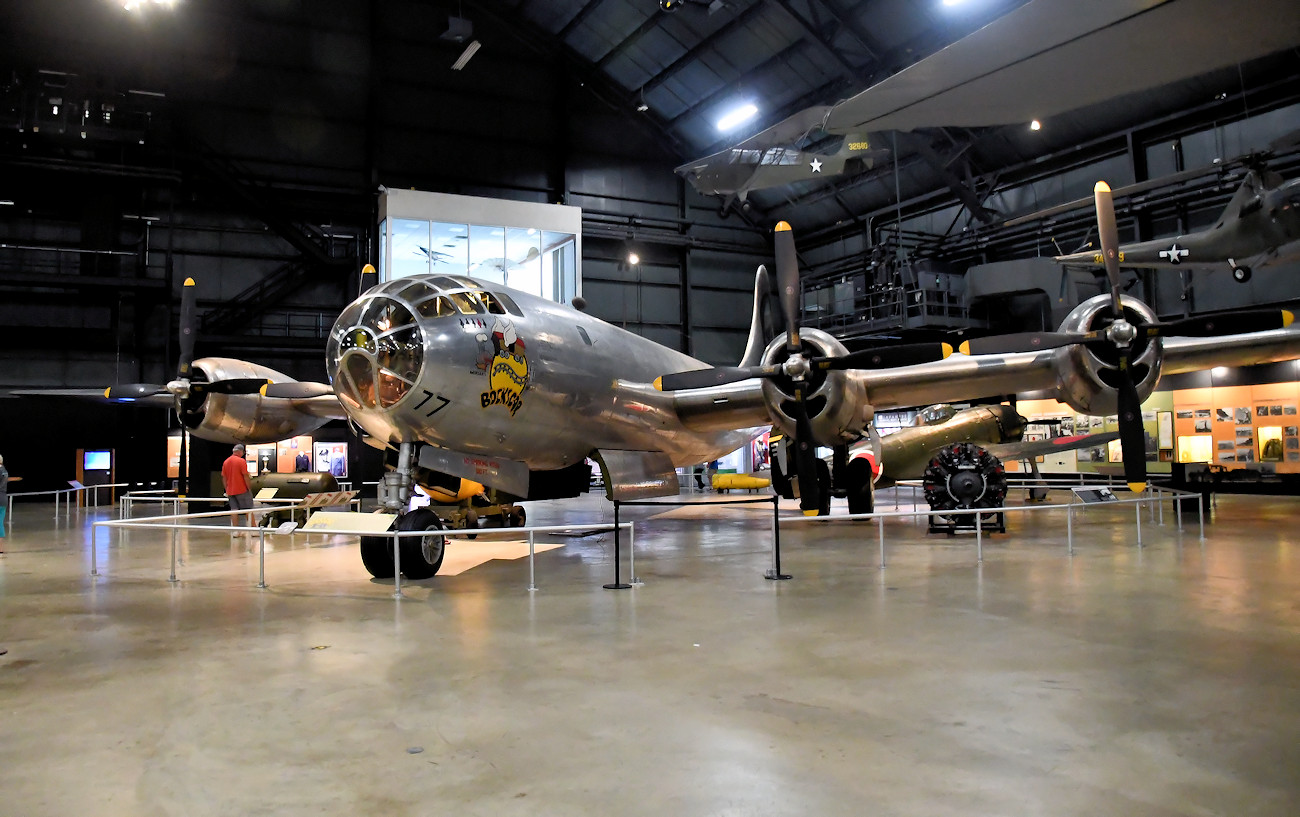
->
[378,188,582,305]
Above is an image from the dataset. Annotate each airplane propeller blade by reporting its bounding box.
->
[1115,357,1147,492]
[261,382,338,399]
[177,277,197,382]
[959,330,1108,356]
[774,221,801,353]
[1149,309,1293,338]
[104,383,168,401]
[190,378,272,397]
[815,342,953,371]
[1093,182,1147,493]
[791,385,821,516]
[656,365,775,392]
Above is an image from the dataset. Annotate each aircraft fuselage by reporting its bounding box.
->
[326,275,764,475]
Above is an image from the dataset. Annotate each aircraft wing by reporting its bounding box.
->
[821,0,1300,134]
[985,431,1119,462]
[4,388,176,408]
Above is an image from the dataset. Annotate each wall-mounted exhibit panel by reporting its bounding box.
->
[379,189,581,305]
[1170,382,1300,470]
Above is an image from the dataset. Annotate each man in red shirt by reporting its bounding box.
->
[221,443,254,535]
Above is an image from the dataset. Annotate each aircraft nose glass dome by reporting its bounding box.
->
[327,296,424,410]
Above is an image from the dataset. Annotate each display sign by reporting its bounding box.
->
[84,450,111,470]
[1072,486,1118,503]
[255,487,279,500]
[301,511,396,533]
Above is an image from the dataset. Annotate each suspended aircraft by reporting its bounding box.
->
[90,187,1300,581]
[674,129,887,214]
[1054,169,1300,283]
[677,0,1300,203]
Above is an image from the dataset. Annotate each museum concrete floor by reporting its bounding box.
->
[1,489,1298,816]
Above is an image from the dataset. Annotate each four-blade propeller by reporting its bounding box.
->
[965,182,1291,495]
[103,278,271,406]
[657,221,952,515]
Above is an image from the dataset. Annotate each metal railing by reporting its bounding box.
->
[780,485,1205,569]
[91,507,631,597]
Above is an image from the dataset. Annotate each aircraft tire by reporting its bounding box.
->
[844,457,874,515]
[1232,266,1252,283]
[359,535,396,579]
[398,508,447,580]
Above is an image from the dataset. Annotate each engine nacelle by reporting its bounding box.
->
[181,357,332,445]
[1051,294,1163,417]
[759,328,871,445]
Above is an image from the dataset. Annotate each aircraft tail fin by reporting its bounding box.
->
[1215,170,1268,227]
[739,264,772,368]
[837,133,887,170]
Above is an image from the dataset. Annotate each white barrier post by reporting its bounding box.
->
[1066,503,1073,555]
[257,527,267,589]
[1135,499,1142,548]
[1198,494,1205,541]
[392,528,403,599]
[527,530,536,591]
[168,527,178,583]
[91,523,99,576]
[975,510,983,563]
[630,524,641,586]
[877,515,886,568]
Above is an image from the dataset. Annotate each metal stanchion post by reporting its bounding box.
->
[1176,492,1183,533]
[975,510,983,563]
[392,528,403,598]
[1157,489,1164,526]
[53,490,58,520]
[169,528,178,583]
[1198,494,1205,541]
[91,522,99,576]
[765,495,791,580]
[878,515,886,568]
[1067,503,1073,555]
[1135,499,1142,548]
[257,528,267,589]
[527,530,536,592]
[604,501,631,589]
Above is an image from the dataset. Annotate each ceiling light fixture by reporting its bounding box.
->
[627,252,640,266]
[716,102,758,132]
[1029,119,1042,131]
[451,40,481,71]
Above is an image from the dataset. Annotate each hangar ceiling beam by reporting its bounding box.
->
[633,1,773,98]
[766,0,869,82]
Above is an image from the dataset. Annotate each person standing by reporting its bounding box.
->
[221,443,254,535]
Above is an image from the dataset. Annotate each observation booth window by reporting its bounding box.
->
[378,189,581,305]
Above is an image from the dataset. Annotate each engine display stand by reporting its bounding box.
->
[927,509,1006,536]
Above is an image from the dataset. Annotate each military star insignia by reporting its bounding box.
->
[1159,244,1189,264]
[809,158,823,173]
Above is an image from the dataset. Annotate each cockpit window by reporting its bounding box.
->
[430,276,464,290]
[447,291,485,314]
[476,290,508,315]
[398,282,436,304]
[414,295,457,319]
[493,291,524,317]
[327,295,424,412]
[362,299,416,332]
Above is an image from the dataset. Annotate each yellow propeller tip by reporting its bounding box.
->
[802,509,820,517]
[103,387,111,398]
[775,221,792,232]
[653,377,663,392]
[183,277,195,287]
[1128,482,1147,494]
[1283,310,1294,327]
[259,384,269,397]
[958,341,971,356]
[1094,181,1111,193]
[941,342,954,358]
[361,263,376,276]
